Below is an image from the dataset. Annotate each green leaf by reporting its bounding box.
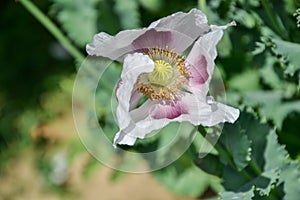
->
[272,39,300,76]
[234,112,270,169]
[262,130,300,198]
[253,170,279,196]
[273,101,300,129]
[220,123,252,171]
[254,130,288,195]
[220,112,278,196]
[222,165,250,191]
[228,69,261,91]
[220,186,254,200]
[194,153,223,177]
[244,91,300,129]
[279,161,300,199]
[114,0,140,29]
[252,41,266,55]
[154,165,216,197]
[293,8,300,28]
[233,9,256,28]
[259,56,283,90]
[52,0,100,47]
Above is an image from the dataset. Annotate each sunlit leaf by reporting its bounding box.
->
[279,161,300,199]
[272,39,300,76]
[244,91,300,129]
[219,113,277,196]
[220,186,254,200]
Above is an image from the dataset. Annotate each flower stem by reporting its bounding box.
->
[198,0,207,14]
[18,0,85,64]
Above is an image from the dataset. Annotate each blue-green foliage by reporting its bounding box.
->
[196,112,300,200]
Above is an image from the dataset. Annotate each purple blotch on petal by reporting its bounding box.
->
[188,55,209,86]
[152,102,189,119]
[132,29,172,51]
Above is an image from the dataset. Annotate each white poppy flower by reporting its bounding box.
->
[87,9,240,146]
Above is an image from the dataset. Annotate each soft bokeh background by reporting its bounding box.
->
[1,0,300,199]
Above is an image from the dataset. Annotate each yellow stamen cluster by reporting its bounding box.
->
[136,47,190,102]
[148,60,174,86]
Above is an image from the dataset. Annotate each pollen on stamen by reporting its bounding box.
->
[136,47,190,103]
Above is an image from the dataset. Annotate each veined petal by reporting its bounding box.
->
[114,129,138,146]
[87,9,210,60]
[114,100,157,145]
[151,94,239,127]
[187,22,236,91]
[116,53,154,130]
[114,91,239,146]
[87,29,148,60]
[151,102,189,120]
[87,28,196,61]
[149,8,210,41]
[187,55,209,87]
[132,29,194,53]
[198,98,240,126]
[129,89,144,110]
[114,93,202,146]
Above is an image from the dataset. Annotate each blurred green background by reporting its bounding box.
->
[1,0,300,199]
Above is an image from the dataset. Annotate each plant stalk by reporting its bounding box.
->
[18,0,85,64]
[198,0,207,14]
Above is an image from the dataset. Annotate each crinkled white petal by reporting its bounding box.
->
[87,9,211,61]
[196,97,240,126]
[114,90,240,146]
[115,53,154,131]
[190,22,236,76]
[187,21,236,92]
[129,89,144,111]
[86,29,148,60]
[114,100,157,145]
[131,28,194,54]
[114,93,201,146]
[87,28,196,61]
[149,8,210,40]
[114,131,137,146]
